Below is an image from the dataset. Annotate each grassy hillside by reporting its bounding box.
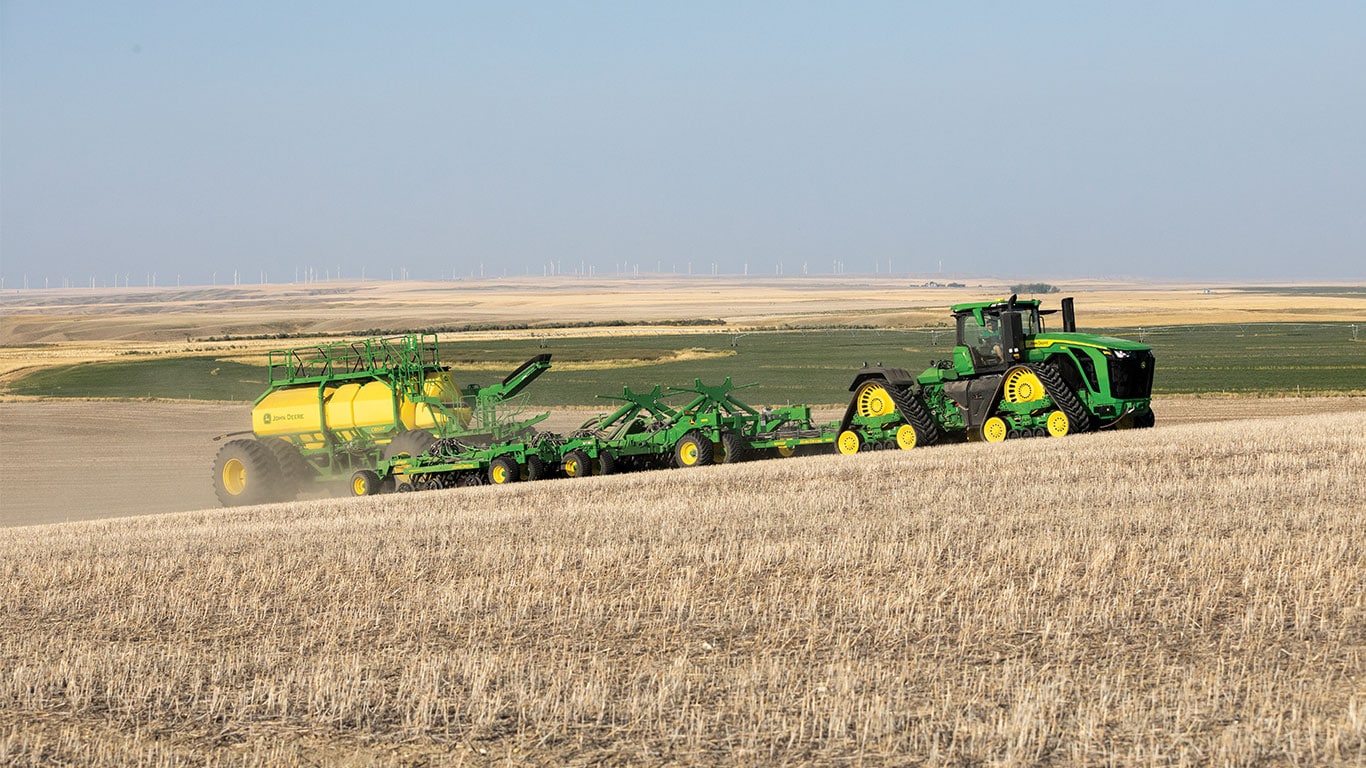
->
[2,413,1362,765]
[5,322,1364,403]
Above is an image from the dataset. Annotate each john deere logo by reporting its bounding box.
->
[263,413,272,424]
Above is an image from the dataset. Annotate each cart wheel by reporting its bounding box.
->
[350,469,383,497]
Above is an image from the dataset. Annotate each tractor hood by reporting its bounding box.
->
[1029,332,1151,353]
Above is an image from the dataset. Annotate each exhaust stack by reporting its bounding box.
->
[1061,297,1076,333]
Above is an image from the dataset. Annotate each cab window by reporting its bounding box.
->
[958,313,1005,369]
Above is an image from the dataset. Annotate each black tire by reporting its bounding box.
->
[488,456,520,485]
[526,455,553,481]
[213,439,284,507]
[885,383,943,446]
[673,431,714,468]
[395,482,415,493]
[350,469,382,497]
[719,431,748,464]
[260,438,312,500]
[598,451,618,476]
[1134,408,1156,429]
[383,430,437,463]
[563,449,592,478]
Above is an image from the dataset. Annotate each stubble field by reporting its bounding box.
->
[1,411,1362,766]
[1,279,1363,765]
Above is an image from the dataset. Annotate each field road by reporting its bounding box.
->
[2,397,1364,527]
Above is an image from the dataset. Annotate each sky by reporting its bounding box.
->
[2,2,1363,286]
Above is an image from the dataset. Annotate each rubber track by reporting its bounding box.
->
[1028,363,1092,433]
[885,382,943,445]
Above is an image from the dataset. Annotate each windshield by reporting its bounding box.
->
[956,308,1039,369]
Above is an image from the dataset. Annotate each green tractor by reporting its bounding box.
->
[837,296,1155,451]
[211,334,552,506]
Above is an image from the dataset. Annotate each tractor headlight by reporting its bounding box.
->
[1112,349,1130,359]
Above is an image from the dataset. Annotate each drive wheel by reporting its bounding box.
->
[1046,410,1071,437]
[488,456,520,485]
[1003,367,1048,404]
[981,417,1008,443]
[1133,409,1155,429]
[855,382,897,418]
[213,439,284,507]
[563,449,592,478]
[775,444,800,458]
[673,431,714,468]
[836,430,862,455]
[895,424,917,450]
[350,469,383,496]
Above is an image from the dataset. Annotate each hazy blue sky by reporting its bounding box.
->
[2,2,1363,286]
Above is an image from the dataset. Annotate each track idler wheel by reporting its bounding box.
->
[1046,410,1072,437]
[980,417,1008,443]
[836,430,863,455]
[895,424,917,450]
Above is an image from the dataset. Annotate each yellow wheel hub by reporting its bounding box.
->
[837,430,862,455]
[1003,368,1047,404]
[895,424,917,450]
[565,458,582,477]
[1047,410,1070,437]
[221,458,247,495]
[855,383,896,418]
[981,417,1008,443]
[776,445,797,458]
[491,464,508,484]
[678,441,699,466]
[351,475,368,496]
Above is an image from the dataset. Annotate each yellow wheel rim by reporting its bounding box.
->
[222,458,247,495]
[982,417,1008,443]
[837,430,861,455]
[491,464,508,484]
[1047,410,1070,437]
[855,383,895,418]
[895,424,917,450]
[679,441,699,466]
[1003,368,1046,404]
[565,458,581,477]
[776,445,797,458]
[351,475,369,496]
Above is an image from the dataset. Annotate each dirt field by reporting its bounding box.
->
[2,410,1361,766]
[2,396,1363,528]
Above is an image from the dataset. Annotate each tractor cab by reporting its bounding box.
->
[951,297,1042,376]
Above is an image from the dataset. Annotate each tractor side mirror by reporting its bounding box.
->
[1002,312,1025,361]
